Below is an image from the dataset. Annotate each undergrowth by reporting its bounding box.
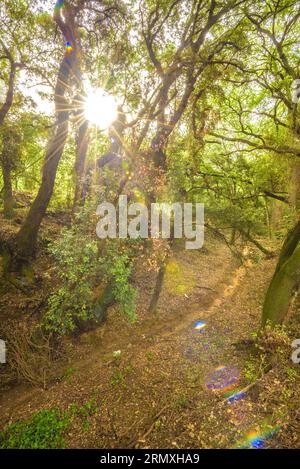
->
[0,408,70,449]
[0,395,99,448]
[42,207,139,335]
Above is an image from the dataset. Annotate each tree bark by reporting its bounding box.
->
[149,264,166,313]
[15,106,69,259]
[0,43,22,218]
[262,219,300,326]
[0,50,18,126]
[2,154,15,219]
[289,155,300,210]
[73,119,90,211]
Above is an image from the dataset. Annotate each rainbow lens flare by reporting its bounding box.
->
[54,0,64,12]
[226,389,246,403]
[215,365,226,372]
[194,320,206,331]
[205,365,239,393]
[66,41,73,52]
[247,431,265,448]
[234,426,280,449]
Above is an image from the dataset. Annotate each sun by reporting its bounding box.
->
[84,88,118,129]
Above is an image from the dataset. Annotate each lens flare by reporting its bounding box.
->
[84,88,118,129]
[54,0,64,11]
[247,431,265,448]
[194,320,206,331]
[205,365,239,393]
[234,425,280,449]
[226,389,246,403]
[215,365,226,372]
[66,41,73,53]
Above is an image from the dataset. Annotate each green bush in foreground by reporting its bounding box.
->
[0,408,70,449]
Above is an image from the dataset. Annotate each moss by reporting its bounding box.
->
[262,245,300,326]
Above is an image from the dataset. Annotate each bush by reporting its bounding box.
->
[43,224,138,335]
[43,229,100,335]
[105,243,137,322]
[0,409,70,449]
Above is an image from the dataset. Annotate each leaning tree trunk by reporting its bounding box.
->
[262,219,300,326]
[15,107,69,260]
[13,2,81,263]
[14,59,71,261]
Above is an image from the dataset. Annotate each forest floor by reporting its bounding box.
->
[0,213,300,449]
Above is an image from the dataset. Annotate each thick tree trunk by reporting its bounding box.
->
[262,220,300,326]
[275,220,300,273]
[14,2,81,263]
[15,110,69,259]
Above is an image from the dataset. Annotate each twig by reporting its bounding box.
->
[195,285,217,292]
[126,404,169,448]
[5,275,27,294]
[221,366,276,405]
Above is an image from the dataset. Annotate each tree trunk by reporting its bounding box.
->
[2,155,15,219]
[73,119,89,211]
[0,60,17,126]
[289,159,300,210]
[149,264,166,313]
[0,48,19,219]
[15,110,69,259]
[14,2,81,262]
[262,220,300,326]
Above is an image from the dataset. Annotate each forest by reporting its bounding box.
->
[0,0,300,454]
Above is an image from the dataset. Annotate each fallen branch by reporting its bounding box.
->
[195,285,217,292]
[126,404,169,448]
[239,229,275,258]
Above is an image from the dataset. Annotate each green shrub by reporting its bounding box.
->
[43,224,138,334]
[105,244,137,322]
[43,228,100,334]
[0,409,70,449]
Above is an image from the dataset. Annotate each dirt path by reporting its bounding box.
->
[0,238,279,448]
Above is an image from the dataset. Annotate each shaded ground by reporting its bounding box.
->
[0,229,299,449]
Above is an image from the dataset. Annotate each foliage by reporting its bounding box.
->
[244,358,259,383]
[0,392,100,448]
[0,408,70,449]
[43,210,138,334]
[43,227,100,335]
[104,242,137,322]
[110,363,133,387]
[1,0,300,330]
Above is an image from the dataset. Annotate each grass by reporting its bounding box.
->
[110,364,133,387]
[173,393,190,410]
